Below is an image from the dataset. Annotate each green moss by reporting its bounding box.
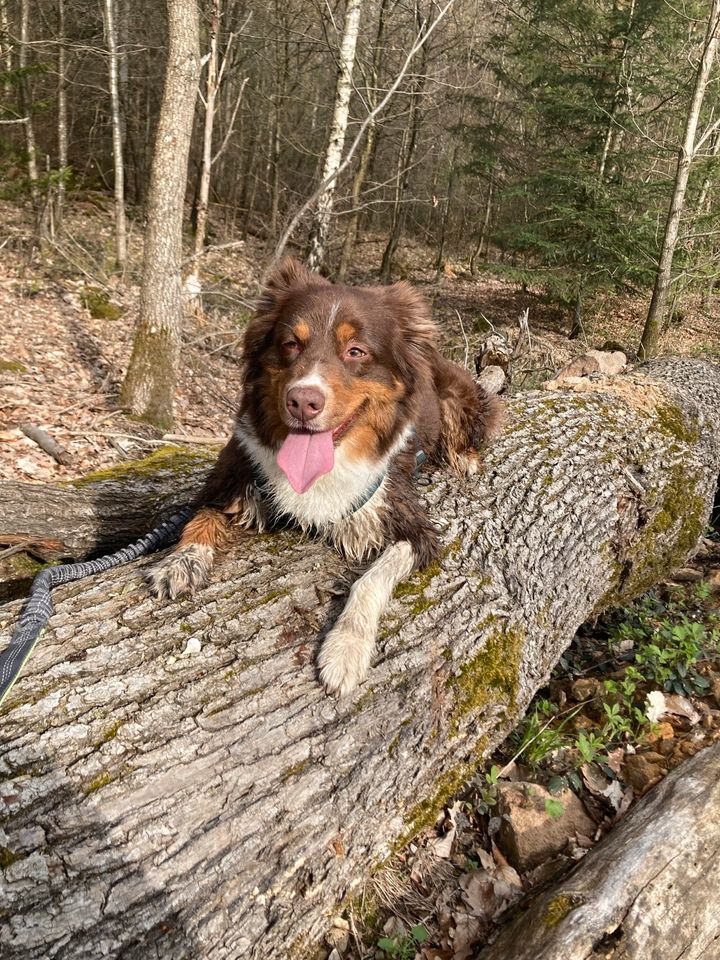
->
[595,461,706,614]
[282,758,311,780]
[393,558,442,614]
[400,766,471,844]
[0,846,26,869]
[257,589,289,605]
[100,720,123,743]
[0,358,28,373]
[83,770,118,794]
[81,285,122,321]
[2,553,44,579]
[72,445,215,486]
[655,402,700,445]
[447,623,525,736]
[543,893,585,927]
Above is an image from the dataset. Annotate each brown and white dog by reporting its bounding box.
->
[149,259,503,695]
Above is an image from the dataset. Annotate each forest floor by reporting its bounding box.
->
[1,197,720,960]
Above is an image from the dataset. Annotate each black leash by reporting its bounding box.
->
[0,506,194,708]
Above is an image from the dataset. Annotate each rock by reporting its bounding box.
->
[555,356,600,381]
[551,350,626,385]
[708,569,720,594]
[711,675,720,709]
[586,349,627,376]
[570,678,603,702]
[496,782,596,872]
[623,753,667,796]
[477,364,506,395]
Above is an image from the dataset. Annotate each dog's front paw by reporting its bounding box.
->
[318,624,374,696]
[147,544,214,600]
[452,449,481,476]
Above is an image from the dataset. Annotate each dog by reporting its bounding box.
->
[149,259,503,695]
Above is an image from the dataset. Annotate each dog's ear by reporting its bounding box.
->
[384,281,437,376]
[256,257,328,317]
[244,259,322,370]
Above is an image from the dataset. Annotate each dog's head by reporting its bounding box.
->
[240,259,436,482]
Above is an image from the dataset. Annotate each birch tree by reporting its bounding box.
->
[56,0,68,230]
[639,0,720,359]
[305,0,363,272]
[103,0,127,271]
[185,0,247,311]
[120,0,200,430]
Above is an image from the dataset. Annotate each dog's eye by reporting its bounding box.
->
[282,340,300,353]
[344,346,367,360]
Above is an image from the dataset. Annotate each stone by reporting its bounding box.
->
[496,782,596,872]
[623,753,667,796]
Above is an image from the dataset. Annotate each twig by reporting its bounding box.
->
[20,423,72,465]
[455,309,471,370]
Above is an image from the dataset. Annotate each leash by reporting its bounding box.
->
[0,506,194,708]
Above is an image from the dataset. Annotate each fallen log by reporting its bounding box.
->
[476,741,720,960]
[0,445,215,558]
[1,357,719,960]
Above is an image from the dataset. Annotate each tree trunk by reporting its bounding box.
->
[306,0,363,272]
[379,6,428,282]
[1,357,719,959]
[18,0,41,231]
[336,0,391,282]
[476,741,720,960]
[56,0,68,231]
[120,0,200,430]
[103,0,127,272]
[0,447,213,561]
[639,0,720,359]
[186,0,221,310]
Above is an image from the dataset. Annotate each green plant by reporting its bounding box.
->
[575,728,606,766]
[377,924,429,958]
[544,797,565,818]
[475,763,502,813]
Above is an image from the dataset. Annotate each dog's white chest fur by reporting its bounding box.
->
[235,422,409,561]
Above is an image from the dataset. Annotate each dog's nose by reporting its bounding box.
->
[286,386,326,423]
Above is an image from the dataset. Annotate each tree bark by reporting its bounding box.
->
[56,0,68,231]
[120,0,200,430]
[476,741,720,960]
[18,0,41,231]
[103,0,127,272]
[639,0,720,360]
[1,357,720,960]
[0,447,213,560]
[379,4,428,282]
[336,0,391,282]
[306,0,363,272]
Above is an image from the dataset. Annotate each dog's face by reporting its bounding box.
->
[241,259,436,464]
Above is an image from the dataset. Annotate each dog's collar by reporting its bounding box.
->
[249,427,426,525]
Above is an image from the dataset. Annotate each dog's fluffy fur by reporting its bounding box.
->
[149,259,503,694]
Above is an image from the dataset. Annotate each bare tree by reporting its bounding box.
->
[185,0,247,310]
[103,0,127,271]
[18,0,41,232]
[639,0,720,359]
[336,0,392,281]
[56,0,68,230]
[120,0,200,430]
[306,0,363,272]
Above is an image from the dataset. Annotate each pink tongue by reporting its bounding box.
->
[277,430,335,493]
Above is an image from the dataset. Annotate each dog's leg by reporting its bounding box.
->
[148,507,234,600]
[318,540,416,696]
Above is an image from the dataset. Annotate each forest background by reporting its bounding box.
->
[1,0,719,416]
